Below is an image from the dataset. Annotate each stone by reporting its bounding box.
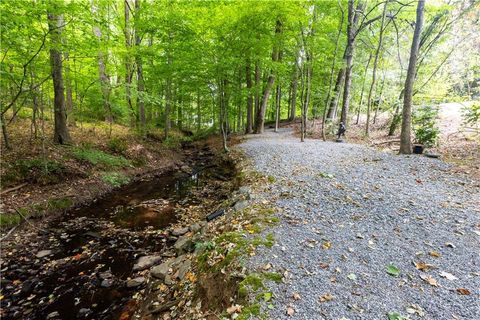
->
[176,260,191,280]
[151,262,171,280]
[101,279,114,288]
[171,227,189,236]
[174,236,194,255]
[35,250,52,258]
[133,255,162,271]
[190,221,207,234]
[99,271,113,280]
[46,311,60,319]
[126,277,145,288]
[234,200,249,212]
[78,308,91,316]
[164,274,174,285]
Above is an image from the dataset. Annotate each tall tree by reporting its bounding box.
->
[135,0,146,135]
[48,10,71,144]
[400,0,425,154]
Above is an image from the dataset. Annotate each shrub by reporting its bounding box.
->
[462,102,480,129]
[101,171,130,187]
[413,105,440,147]
[107,137,128,154]
[72,148,131,168]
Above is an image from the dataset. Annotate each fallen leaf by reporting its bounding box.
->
[227,304,242,314]
[386,264,400,277]
[456,288,471,295]
[445,242,456,248]
[420,274,439,287]
[319,263,329,269]
[286,306,295,316]
[388,312,409,320]
[413,261,435,271]
[263,292,273,302]
[263,263,272,270]
[322,241,332,250]
[319,293,334,302]
[429,251,441,258]
[406,304,425,316]
[439,271,458,281]
[347,273,357,281]
[292,292,301,300]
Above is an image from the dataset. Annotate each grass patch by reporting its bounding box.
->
[0,213,21,227]
[2,158,66,187]
[106,137,128,154]
[72,147,131,168]
[101,172,130,187]
[47,197,74,210]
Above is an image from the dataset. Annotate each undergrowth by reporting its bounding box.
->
[72,147,131,168]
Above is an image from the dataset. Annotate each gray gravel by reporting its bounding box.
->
[239,128,480,320]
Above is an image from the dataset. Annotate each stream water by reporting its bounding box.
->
[0,147,235,320]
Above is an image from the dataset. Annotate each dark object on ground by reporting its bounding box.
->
[337,122,346,140]
[336,139,344,143]
[425,153,440,158]
[413,144,424,154]
[206,208,225,221]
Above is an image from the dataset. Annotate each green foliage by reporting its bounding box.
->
[47,197,73,210]
[412,105,440,147]
[101,171,130,187]
[0,213,21,227]
[2,158,66,186]
[72,148,131,168]
[107,137,128,154]
[462,102,480,128]
[386,264,400,277]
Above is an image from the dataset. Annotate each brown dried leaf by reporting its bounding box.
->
[429,251,441,258]
[456,288,471,295]
[319,293,334,302]
[420,274,439,287]
[286,306,295,316]
[413,261,435,271]
[292,292,301,300]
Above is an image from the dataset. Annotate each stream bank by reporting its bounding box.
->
[0,143,238,320]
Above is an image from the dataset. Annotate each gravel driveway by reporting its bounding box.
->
[239,129,480,320]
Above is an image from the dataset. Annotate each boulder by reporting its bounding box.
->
[234,200,249,212]
[174,236,194,255]
[190,221,207,234]
[133,255,162,271]
[151,261,171,280]
[36,250,53,259]
[176,260,191,280]
[126,277,145,288]
[171,227,189,236]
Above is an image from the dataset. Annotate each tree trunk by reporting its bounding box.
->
[1,112,11,150]
[356,53,372,125]
[339,0,363,127]
[92,2,113,123]
[135,0,146,136]
[30,70,39,139]
[366,0,388,136]
[254,19,282,134]
[289,47,300,121]
[64,52,75,127]
[274,84,281,132]
[245,60,253,134]
[48,12,71,144]
[124,0,135,124]
[196,89,201,131]
[254,60,260,127]
[326,68,345,120]
[400,0,425,154]
[373,74,386,124]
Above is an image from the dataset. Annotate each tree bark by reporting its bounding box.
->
[400,0,425,154]
[366,0,388,136]
[64,52,75,127]
[356,53,372,125]
[48,12,71,144]
[245,59,253,133]
[124,0,135,124]
[135,0,146,136]
[326,68,345,120]
[92,2,113,123]
[289,46,301,121]
[339,0,364,127]
[274,84,281,132]
[254,19,282,134]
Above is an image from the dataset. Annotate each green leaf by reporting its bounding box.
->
[263,292,273,302]
[387,312,409,320]
[347,273,357,281]
[386,264,400,277]
[267,303,274,310]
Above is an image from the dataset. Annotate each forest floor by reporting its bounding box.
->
[239,128,480,319]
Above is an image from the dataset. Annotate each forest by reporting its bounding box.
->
[1,0,479,320]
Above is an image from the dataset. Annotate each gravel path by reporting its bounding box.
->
[239,128,480,320]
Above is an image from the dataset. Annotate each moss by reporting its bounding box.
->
[267,175,276,183]
[47,197,73,210]
[72,147,131,168]
[101,171,130,187]
[237,303,262,320]
[264,233,275,248]
[263,272,282,283]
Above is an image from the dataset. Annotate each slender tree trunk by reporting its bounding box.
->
[92,2,112,124]
[373,73,386,124]
[366,0,388,136]
[274,84,281,132]
[356,53,372,125]
[30,70,39,139]
[245,60,253,133]
[400,0,425,154]
[48,12,71,144]
[135,0,146,136]
[219,78,229,152]
[326,68,345,120]
[64,52,75,127]
[254,19,282,134]
[289,46,301,121]
[124,0,135,124]
[340,0,363,127]
[1,113,11,150]
[254,60,260,128]
[196,89,201,131]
